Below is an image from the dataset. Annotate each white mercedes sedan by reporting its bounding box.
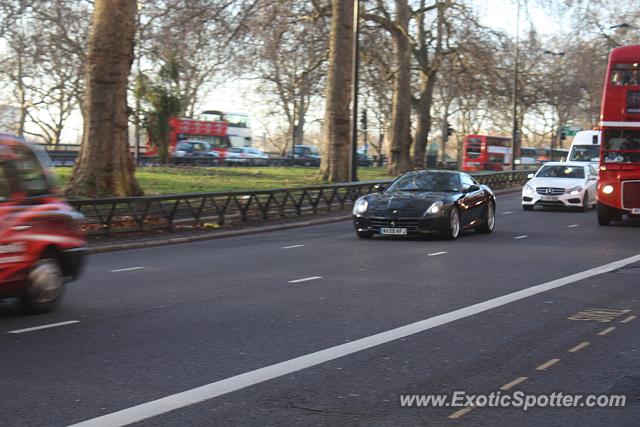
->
[522,162,598,211]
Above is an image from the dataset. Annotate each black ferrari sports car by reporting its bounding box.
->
[352,170,496,239]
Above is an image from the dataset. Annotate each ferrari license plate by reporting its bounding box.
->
[541,196,557,201]
[632,208,640,215]
[381,227,407,235]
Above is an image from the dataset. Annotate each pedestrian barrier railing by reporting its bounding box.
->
[69,171,530,237]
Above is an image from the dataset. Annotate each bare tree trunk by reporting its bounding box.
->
[64,0,141,198]
[412,70,437,168]
[319,0,353,182]
[387,0,412,175]
[295,97,306,146]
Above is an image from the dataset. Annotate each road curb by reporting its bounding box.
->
[89,185,523,254]
[89,214,353,254]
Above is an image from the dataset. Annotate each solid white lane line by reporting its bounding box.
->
[282,245,305,249]
[428,252,448,257]
[514,235,528,240]
[288,276,322,283]
[501,211,513,215]
[68,253,640,427]
[111,267,146,273]
[568,224,580,228]
[8,320,80,334]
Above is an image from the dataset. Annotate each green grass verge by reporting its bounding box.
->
[53,166,397,195]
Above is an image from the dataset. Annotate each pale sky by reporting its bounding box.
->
[476,0,565,37]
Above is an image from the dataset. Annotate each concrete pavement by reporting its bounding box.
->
[0,192,638,426]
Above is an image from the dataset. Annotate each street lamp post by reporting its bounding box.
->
[291,102,296,163]
[510,2,520,171]
[134,0,143,165]
[349,0,361,182]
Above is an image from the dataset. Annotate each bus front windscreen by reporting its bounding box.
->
[603,129,640,163]
[466,138,481,158]
[569,145,600,162]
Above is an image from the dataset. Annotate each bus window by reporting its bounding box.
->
[198,110,225,122]
[603,129,640,163]
[487,137,511,147]
[225,114,250,128]
[465,138,482,158]
[611,64,640,86]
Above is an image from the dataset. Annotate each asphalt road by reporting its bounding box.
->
[1,192,639,427]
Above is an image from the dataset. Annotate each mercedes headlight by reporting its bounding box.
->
[567,186,583,196]
[426,201,444,215]
[353,198,368,215]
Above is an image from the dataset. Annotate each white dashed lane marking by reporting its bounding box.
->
[428,252,448,257]
[7,320,80,334]
[111,266,146,273]
[288,276,323,284]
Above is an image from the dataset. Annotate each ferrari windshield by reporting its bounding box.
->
[387,172,461,192]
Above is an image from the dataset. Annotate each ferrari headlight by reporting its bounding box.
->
[567,186,583,196]
[602,184,614,195]
[426,201,444,215]
[353,198,368,215]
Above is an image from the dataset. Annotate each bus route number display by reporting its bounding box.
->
[627,91,640,114]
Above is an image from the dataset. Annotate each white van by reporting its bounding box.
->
[568,130,601,165]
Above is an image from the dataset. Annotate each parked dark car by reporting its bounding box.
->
[172,140,219,165]
[357,151,373,167]
[0,134,87,313]
[293,145,321,166]
[352,170,495,240]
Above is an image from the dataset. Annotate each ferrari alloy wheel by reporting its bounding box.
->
[443,208,460,240]
[478,200,495,233]
[22,256,64,314]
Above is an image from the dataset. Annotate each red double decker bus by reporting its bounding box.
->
[146,115,231,157]
[597,44,640,225]
[462,135,512,171]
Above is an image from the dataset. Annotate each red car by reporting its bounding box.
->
[0,134,86,313]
